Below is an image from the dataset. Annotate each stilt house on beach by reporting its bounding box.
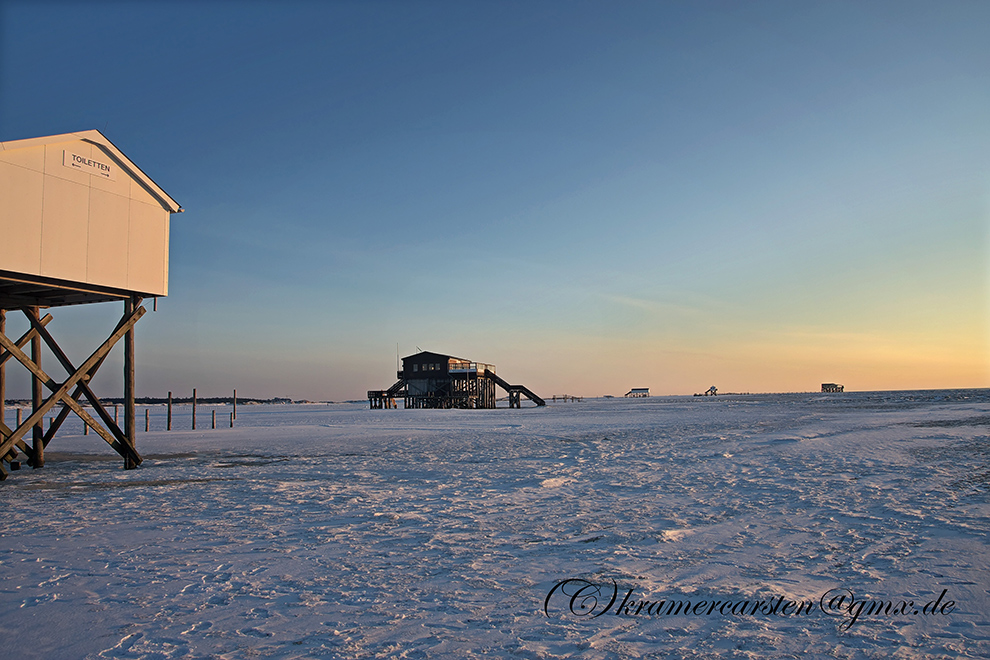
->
[368,351,545,409]
[1,130,181,480]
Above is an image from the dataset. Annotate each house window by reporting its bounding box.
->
[413,364,418,372]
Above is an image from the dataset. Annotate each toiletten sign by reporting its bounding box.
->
[63,150,116,180]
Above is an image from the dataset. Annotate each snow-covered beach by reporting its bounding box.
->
[2,390,988,659]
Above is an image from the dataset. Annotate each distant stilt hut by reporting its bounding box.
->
[369,351,545,409]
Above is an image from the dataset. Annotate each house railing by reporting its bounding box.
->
[448,361,495,374]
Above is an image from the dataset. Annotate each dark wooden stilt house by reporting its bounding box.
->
[369,351,545,409]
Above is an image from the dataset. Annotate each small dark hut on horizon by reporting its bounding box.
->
[368,351,545,409]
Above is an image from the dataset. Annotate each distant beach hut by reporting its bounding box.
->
[625,388,650,398]
[369,350,545,409]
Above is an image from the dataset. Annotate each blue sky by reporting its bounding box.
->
[2,1,987,400]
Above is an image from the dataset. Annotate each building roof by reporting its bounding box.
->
[403,350,472,363]
[0,129,182,213]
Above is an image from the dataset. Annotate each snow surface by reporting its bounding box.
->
[1,390,988,659]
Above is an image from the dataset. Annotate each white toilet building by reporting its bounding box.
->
[0,130,182,479]
[0,129,181,305]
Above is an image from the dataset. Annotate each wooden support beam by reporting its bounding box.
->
[2,410,24,466]
[0,305,145,465]
[0,315,46,464]
[1,419,31,463]
[41,401,73,448]
[24,308,135,457]
[0,314,54,369]
[1,314,52,463]
[65,396,133,458]
[124,296,140,469]
[0,310,4,444]
[30,307,44,468]
[1,386,131,476]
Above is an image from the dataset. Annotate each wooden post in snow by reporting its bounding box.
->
[0,311,4,436]
[30,307,44,468]
[123,296,138,469]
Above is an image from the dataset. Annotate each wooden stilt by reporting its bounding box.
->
[145,408,149,432]
[30,307,44,468]
[23,308,138,460]
[0,310,4,439]
[125,297,140,467]
[212,409,216,429]
[233,389,237,420]
[1,313,54,468]
[167,391,172,431]
[192,388,197,430]
[123,297,137,468]
[0,305,146,468]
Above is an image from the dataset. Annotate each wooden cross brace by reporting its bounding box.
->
[0,304,146,480]
[0,313,53,463]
